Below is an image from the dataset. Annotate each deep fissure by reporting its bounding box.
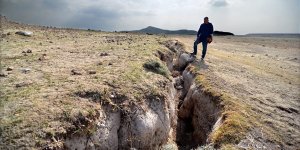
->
[162,40,221,149]
[63,40,222,149]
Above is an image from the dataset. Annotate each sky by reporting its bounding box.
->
[0,0,299,35]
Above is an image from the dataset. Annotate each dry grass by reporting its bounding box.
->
[0,17,173,149]
[195,72,283,148]
[194,74,251,147]
[191,60,285,149]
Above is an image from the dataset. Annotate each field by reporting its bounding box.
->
[1,16,299,149]
[175,35,300,149]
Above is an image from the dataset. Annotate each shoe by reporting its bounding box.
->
[190,53,196,58]
[201,58,204,61]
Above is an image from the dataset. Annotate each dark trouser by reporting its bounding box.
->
[193,37,208,59]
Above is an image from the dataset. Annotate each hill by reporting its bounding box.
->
[129,26,197,35]
[213,31,234,36]
[129,26,235,36]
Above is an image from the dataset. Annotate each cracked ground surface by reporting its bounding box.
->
[174,35,300,149]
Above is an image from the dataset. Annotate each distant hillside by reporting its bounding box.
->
[213,31,234,36]
[246,33,300,38]
[128,26,197,35]
[127,26,234,36]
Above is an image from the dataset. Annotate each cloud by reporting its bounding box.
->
[65,5,122,30]
[0,0,71,27]
[1,0,299,34]
[0,0,209,31]
[0,0,158,30]
[210,0,228,7]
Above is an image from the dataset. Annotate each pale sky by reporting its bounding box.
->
[1,0,299,35]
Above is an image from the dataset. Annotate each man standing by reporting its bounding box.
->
[191,17,214,60]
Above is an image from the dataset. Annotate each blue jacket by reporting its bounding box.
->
[197,22,213,41]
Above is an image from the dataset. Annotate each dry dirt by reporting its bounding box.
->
[174,35,300,149]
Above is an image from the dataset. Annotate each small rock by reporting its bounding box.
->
[97,62,103,65]
[6,67,13,71]
[16,82,30,88]
[22,51,26,53]
[265,54,268,56]
[251,55,254,57]
[1,34,6,38]
[175,85,183,90]
[0,72,8,77]
[108,62,113,65]
[97,122,106,128]
[88,70,96,74]
[289,82,292,84]
[15,31,33,36]
[174,76,184,90]
[49,41,53,43]
[20,68,31,74]
[38,57,45,61]
[100,52,109,56]
[109,94,115,98]
[26,49,32,53]
[7,32,11,35]
[39,42,43,46]
[71,69,82,75]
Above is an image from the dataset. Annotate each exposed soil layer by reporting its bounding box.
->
[162,40,221,149]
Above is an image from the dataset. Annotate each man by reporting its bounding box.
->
[191,17,214,60]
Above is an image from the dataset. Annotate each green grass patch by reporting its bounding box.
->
[143,60,169,77]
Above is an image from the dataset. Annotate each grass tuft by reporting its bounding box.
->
[143,60,169,77]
